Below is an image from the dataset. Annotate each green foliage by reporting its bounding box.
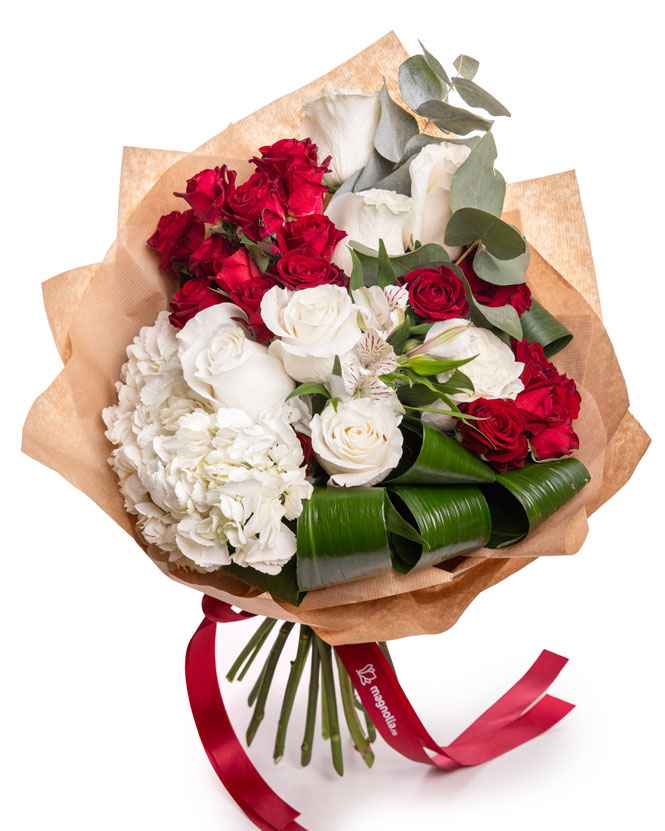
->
[374,82,419,163]
[453,54,480,80]
[449,132,506,216]
[444,208,527,259]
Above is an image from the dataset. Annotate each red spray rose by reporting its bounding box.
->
[295,430,315,475]
[169,279,222,328]
[399,266,469,321]
[461,258,532,315]
[214,248,261,295]
[214,249,276,342]
[147,209,205,274]
[251,138,330,217]
[273,245,348,290]
[174,165,236,224]
[457,398,529,472]
[222,171,287,241]
[274,214,346,259]
[512,338,582,461]
[189,234,236,278]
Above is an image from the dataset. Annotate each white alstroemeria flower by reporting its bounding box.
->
[409,142,471,259]
[325,189,415,275]
[300,88,381,186]
[261,285,362,383]
[352,285,409,339]
[103,312,313,576]
[177,303,294,420]
[311,397,404,487]
[330,329,401,408]
[419,318,525,431]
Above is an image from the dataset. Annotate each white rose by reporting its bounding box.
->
[261,285,362,383]
[409,142,471,259]
[325,189,415,274]
[177,303,294,419]
[300,89,381,186]
[311,398,403,487]
[419,319,525,432]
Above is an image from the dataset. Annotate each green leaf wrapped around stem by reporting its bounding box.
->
[246,621,295,746]
[316,636,344,776]
[226,617,276,682]
[336,654,375,768]
[301,641,320,767]
[274,626,312,764]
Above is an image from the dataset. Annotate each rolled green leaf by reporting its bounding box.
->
[296,487,393,590]
[483,458,591,548]
[384,419,496,485]
[225,558,305,606]
[520,298,573,357]
[388,485,491,572]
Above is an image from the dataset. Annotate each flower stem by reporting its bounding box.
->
[354,694,377,743]
[226,617,277,682]
[379,641,396,673]
[336,654,375,768]
[454,241,479,267]
[246,621,295,746]
[273,626,312,764]
[316,636,344,776]
[300,641,320,767]
[320,659,330,741]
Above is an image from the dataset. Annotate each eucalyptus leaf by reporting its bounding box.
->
[452,77,511,117]
[398,134,443,166]
[453,54,480,80]
[353,149,395,192]
[374,82,419,163]
[452,259,524,339]
[473,244,529,285]
[483,458,590,548]
[419,41,451,85]
[520,298,573,357]
[444,208,526,259]
[449,132,506,216]
[330,168,363,201]
[349,241,450,286]
[416,99,493,135]
[385,419,496,485]
[399,55,447,112]
[373,160,413,195]
[388,485,491,572]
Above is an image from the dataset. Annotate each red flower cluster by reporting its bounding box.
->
[398,266,469,321]
[513,339,581,460]
[460,252,532,315]
[147,138,347,334]
[457,339,581,471]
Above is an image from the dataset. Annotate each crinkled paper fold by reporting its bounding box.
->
[23,33,649,644]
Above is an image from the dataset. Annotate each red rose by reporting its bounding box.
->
[189,234,236,278]
[214,249,276,342]
[529,422,580,460]
[295,430,314,475]
[399,266,469,321]
[512,339,559,388]
[174,166,236,224]
[273,245,348,290]
[169,279,222,328]
[512,338,582,461]
[147,210,205,275]
[214,248,262,294]
[222,171,287,241]
[457,398,529,472]
[460,256,532,315]
[251,138,330,217]
[274,214,346,259]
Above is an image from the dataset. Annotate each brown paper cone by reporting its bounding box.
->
[22,33,649,644]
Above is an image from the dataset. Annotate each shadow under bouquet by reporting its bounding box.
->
[23,32,649,831]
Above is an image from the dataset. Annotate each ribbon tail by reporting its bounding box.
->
[185,616,308,831]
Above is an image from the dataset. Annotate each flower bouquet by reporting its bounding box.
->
[23,32,649,831]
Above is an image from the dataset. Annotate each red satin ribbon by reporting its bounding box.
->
[186,597,574,829]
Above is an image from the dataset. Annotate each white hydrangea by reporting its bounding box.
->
[103,311,312,575]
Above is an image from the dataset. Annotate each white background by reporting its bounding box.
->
[3,2,664,829]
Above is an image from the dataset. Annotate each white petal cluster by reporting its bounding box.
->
[103,311,312,575]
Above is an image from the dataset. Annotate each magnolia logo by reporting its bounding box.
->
[355,664,377,686]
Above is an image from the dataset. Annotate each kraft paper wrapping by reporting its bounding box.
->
[23,33,649,644]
